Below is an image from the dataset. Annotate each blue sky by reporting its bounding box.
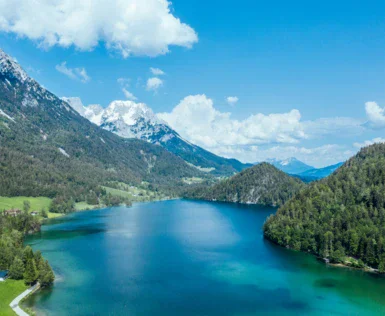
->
[1,0,385,167]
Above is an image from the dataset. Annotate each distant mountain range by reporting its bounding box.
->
[64,97,252,176]
[264,158,314,175]
[297,162,344,179]
[262,158,343,180]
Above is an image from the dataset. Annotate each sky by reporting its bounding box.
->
[1,0,385,167]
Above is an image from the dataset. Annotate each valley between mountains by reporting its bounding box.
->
[2,48,385,315]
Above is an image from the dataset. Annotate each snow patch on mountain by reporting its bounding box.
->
[58,148,70,158]
[0,109,15,122]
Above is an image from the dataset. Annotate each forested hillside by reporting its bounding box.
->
[185,163,305,207]
[264,143,385,270]
[0,49,203,203]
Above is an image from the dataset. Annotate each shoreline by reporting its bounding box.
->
[322,258,379,274]
[264,236,381,275]
[10,283,40,316]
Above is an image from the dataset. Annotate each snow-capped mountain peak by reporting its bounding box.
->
[63,97,173,141]
[0,49,29,83]
[103,100,164,126]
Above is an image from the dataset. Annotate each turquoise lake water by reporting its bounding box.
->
[24,200,385,315]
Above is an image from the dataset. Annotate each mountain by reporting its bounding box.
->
[184,163,305,207]
[296,162,344,180]
[264,143,385,271]
[0,49,203,200]
[264,158,314,174]
[63,97,252,176]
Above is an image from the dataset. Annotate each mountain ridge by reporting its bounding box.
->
[0,49,204,199]
[64,96,252,176]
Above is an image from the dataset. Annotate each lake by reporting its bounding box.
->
[24,200,385,315]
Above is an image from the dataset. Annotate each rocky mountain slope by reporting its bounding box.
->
[64,97,252,176]
[184,163,305,207]
[0,49,203,199]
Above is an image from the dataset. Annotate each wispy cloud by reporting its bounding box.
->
[117,77,137,100]
[150,67,165,76]
[122,88,137,101]
[55,62,90,83]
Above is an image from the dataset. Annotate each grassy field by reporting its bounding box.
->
[0,279,28,316]
[0,196,63,219]
[0,196,52,212]
[103,183,169,202]
[75,202,100,211]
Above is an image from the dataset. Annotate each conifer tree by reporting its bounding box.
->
[23,259,38,285]
[38,260,55,286]
[9,256,25,280]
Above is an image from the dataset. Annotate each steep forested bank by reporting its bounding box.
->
[184,163,305,207]
[264,143,385,271]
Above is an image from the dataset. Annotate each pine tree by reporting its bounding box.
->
[34,250,43,266]
[9,256,25,280]
[38,260,55,287]
[23,259,38,285]
[22,246,34,264]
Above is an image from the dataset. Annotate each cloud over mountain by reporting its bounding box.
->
[158,94,306,149]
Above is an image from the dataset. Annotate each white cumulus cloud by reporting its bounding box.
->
[55,62,90,83]
[226,96,238,106]
[150,67,165,76]
[365,101,385,128]
[146,77,163,92]
[158,94,306,149]
[0,0,198,58]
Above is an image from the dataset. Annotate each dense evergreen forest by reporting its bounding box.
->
[184,163,305,207]
[264,143,385,271]
[0,212,54,286]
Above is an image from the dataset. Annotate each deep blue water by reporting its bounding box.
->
[24,200,385,315]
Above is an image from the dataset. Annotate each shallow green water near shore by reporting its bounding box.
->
[24,200,385,315]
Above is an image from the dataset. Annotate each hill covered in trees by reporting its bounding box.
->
[0,49,204,206]
[264,143,385,271]
[185,163,305,207]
